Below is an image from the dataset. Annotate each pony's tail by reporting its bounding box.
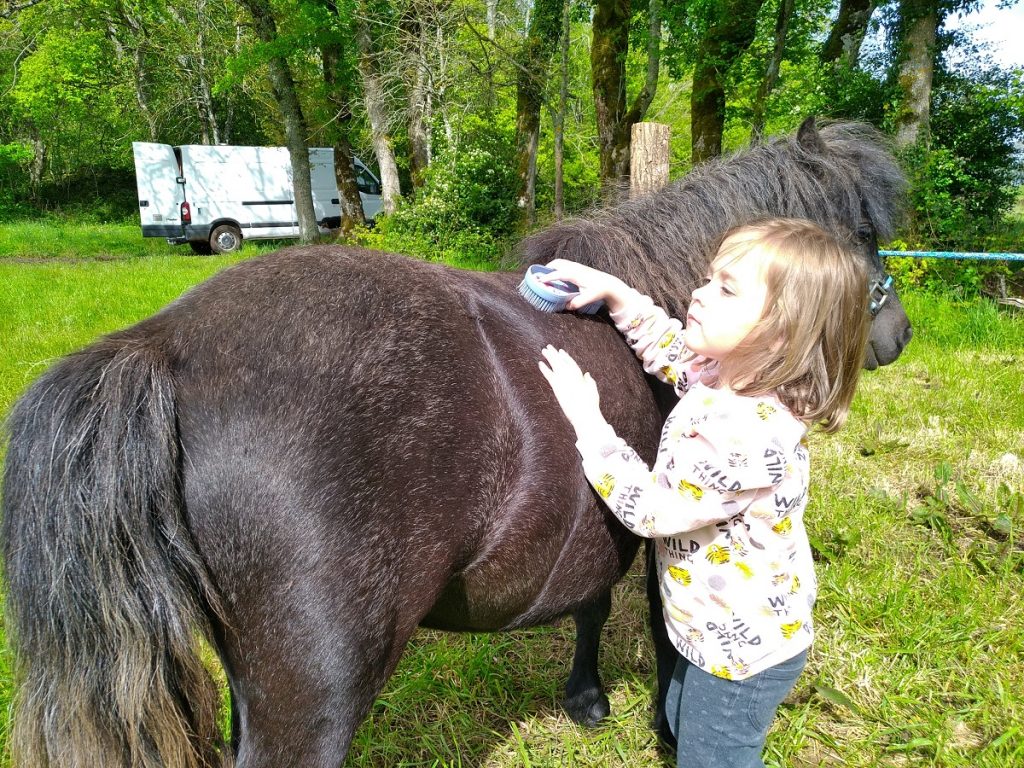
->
[1,335,229,768]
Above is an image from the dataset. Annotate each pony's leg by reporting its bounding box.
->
[228,630,396,768]
[646,539,679,748]
[563,591,612,726]
[213,571,412,768]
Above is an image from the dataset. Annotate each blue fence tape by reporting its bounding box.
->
[879,250,1024,262]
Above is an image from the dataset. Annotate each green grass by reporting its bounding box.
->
[0,247,1022,766]
[0,219,504,272]
[0,220,182,260]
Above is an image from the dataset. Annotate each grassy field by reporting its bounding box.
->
[0,243,1022,767]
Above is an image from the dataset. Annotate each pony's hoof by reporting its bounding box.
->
[563,689,610,727]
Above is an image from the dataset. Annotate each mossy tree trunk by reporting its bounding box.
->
[591,0,661,199]
[690,0,766,165]
[321,29,366,235]
[820,0,877,67]
[894,0,939,149]
[514,0,563,228]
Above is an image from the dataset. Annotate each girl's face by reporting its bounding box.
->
[685,245,771,362]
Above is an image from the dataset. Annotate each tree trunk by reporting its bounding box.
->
[239,0,318,241]
[514,0,563,228]
[820,0,876,67]
[195,4,220,145]
[133,47,159,141]
[591,0,630,191]
[321,40,366,234]
[356,9,401,215]
[689,0,766,165]
[553,0,570,219]
[403,5,431,189]
[894,0,938,148]
[690,53,724,164]
[28,123,45,198]
[487,0,497,38]
[591,0,661,197]
[751,0,795,143]
[222,22,244,144]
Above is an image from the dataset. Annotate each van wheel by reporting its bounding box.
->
[189,240,213,255]
[210,224,242,254]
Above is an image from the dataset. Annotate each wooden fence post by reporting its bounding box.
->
[630,122,671,198]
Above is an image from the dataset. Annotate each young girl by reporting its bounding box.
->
[537,218,871,768]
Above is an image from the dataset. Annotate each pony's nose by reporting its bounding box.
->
[900,325,913,349]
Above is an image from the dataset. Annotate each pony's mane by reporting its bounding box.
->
[518,121,906,318]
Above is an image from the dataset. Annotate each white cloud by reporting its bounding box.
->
[944,0,1024,70]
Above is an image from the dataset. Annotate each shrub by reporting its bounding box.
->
[901,66,1022,251]
[379,116,519,259]
[885,240,1023,299]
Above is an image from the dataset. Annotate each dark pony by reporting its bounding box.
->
[2,120,909,767]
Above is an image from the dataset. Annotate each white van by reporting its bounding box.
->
[132,143,383,254]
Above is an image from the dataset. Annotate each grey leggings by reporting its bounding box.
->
[666,650,807,768]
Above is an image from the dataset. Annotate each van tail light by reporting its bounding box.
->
[180,201,192,225]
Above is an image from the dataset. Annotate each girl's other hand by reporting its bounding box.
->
[537,345,603,435]
[542,260,637,314]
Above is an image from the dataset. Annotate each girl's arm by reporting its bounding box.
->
[576,432,759,538]
[539,260,703,395]
[538,348,778,538]
[609,298,704,395]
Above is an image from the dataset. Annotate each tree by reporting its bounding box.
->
[399,0,438,189]
[356,0,402,214]
[552,0,571,218]
[319,0,366,233]
[820,0,877,67]
[166,1,224,145]
[514,0,562,227]
[893,0,939,148]
[750,0,796,143]
[238,0,318,241]
[591,0,661,195]
[689,0,767,163]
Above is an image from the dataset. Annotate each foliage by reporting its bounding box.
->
[901,66,1024,249]
[884,235,1024,299]
[375,115,520,255]
[0,0,274,220]
[0,0,1021,265]
[0,142,33,217]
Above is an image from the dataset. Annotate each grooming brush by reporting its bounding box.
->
[518,264,604,314]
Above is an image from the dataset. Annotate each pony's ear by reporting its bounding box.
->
[797,117,827,153]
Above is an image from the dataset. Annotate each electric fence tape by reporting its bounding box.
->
[879,251,1024,262]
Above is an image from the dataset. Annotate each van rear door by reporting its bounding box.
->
[355,159,383,221]
[132,142,185,237]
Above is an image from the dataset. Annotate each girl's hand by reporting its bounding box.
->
[542,260,638,314]
[538,345,604,436]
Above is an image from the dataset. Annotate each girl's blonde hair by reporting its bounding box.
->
[713,218,871,433]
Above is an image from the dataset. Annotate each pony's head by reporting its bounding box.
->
[520,117,912,369]
[788,118,911,369]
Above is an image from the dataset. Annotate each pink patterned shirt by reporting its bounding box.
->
[576,296,815,680]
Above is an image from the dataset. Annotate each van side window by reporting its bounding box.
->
[356,169,381,196]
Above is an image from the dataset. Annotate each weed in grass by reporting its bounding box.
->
[857,420,910,458]
[908,461,1024,575]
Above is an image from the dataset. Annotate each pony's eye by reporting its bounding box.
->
[855,224,874,243]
